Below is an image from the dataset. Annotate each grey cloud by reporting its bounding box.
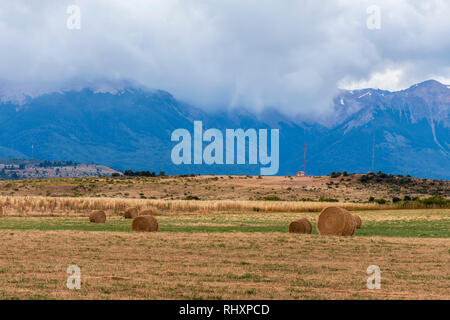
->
[0,0,449,119]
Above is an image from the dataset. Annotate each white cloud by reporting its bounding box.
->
[339,68,405,91]
[0,0,449,118]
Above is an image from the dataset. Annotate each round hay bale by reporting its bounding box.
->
[341,210,356,236]
[348,218,356,236]
[353,215,362,229]
[289,218,312,234]
[289,220,306,234]
[139,206,160,216]
[132,215,159,232]
[89,210,106,223]
[317,207,354,236]
[352,218,358,235]
[303,218,312,234]
[124,207,139,219]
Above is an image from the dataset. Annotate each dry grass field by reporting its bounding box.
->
[0,196,408,217]
[0,208,448,300]
[0,230,448,300]
[0,175,448,300]
[0,174,448,202]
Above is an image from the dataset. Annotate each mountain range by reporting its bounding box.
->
[0,80,448,179]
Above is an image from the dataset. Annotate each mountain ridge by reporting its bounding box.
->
[0,158,120,179]
[0,80,448,179]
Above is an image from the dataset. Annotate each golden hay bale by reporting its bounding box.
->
[303,218,312,234]
[342,210,356,236]
[289,220,306,234]
[348,218,356,236]
[124,207,139,219]
[317,207,355,236]
[353,215,362,229]
[132,215,159,232]
[89,210,106,223]
[347,215,357,236]
[289,218,312,234]
[139,206,160,216]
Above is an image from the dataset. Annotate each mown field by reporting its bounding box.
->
[0,208,448,300]
[0,209,449,238]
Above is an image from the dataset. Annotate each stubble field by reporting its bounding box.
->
[0,175,448,300]
[0,207,448,300]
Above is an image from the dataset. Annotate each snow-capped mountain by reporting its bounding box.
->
[0,80,448,178]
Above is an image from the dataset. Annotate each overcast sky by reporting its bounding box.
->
[0,0,449,117]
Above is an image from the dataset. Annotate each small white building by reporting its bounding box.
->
[297,171,305,177]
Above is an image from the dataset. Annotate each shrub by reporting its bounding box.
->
[124,170,158,177]
[184,195,200,200]
[374,198,387,205]
[418,196,449,207]
[330,171,341,178]
[262,195,282,201]
[360,175,369,183]
[376,171,388,178]
[298,198,315,202]
[319,196,339,202]
[392,197,401,203]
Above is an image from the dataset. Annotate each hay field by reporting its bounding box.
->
[0,207,448,300]
[0,230,448,300]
